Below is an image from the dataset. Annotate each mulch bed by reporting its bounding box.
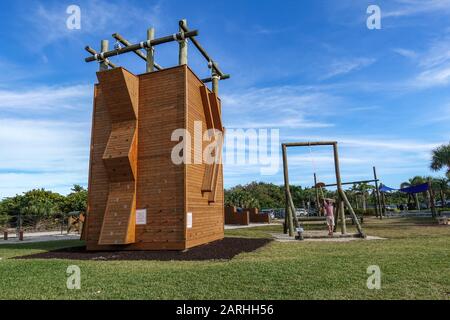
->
[15,237,272,261]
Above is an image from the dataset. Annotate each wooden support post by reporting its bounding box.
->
[146,28,155,73]
[212,72,219,95]
[333,199,339,232]
[381,192,387,214]
[179,19,188,65]
[282,145,294,236]
[332,143,347,234]
[339,197,346,235]
[314,173,321,216]
[100,40,109,71]
[288,191,299,228]
[372,191,379,218]
[373,166,383,219]
[332,142,365,237]
[3,231,7,240]
[429,180,437,218]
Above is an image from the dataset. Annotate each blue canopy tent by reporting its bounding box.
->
[378,182,436,214]
[379,183,429,194]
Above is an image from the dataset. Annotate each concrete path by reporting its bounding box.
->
[224,223,279,230]
[0,231,80,245]
[271,231,385,242]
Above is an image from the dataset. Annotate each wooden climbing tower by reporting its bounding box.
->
[83,20,229,250]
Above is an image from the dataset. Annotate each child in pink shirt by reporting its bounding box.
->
[323,199,335,236]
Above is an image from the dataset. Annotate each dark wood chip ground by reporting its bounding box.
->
[15,237,272,261]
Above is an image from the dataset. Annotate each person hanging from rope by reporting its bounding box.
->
[323,198,335,236]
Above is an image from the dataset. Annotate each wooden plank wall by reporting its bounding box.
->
[246,208,271,223]
[85,84,111,248]
[225,206,249,225]
[96,68,139,245]
[86,66,224,250]
[134,67,186,250]
[185,68,224,248]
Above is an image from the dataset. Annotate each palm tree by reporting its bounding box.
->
[400,176,425,210]
[353,182,374,212]
[431,143,450,178]
[431,177,449,207]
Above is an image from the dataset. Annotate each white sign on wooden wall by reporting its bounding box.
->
[136,209,147,225]
[187,212,193,229]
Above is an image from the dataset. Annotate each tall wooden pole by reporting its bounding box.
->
[146,28,155,73]
[212,71,219,95]
[100,40,109,71]
[339,198,346,234]
[282,145,294,236]
[288,191,299,228]
[429,180,437,218]
[333,143,365,237]
[373,166,383,219]
[332,143,347,234]
[179,19,188,65]
[372,191,379,218]
[314,173,321,216]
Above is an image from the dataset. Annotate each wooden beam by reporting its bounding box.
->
[317,179,379,188]
[212,73,219,95]
[333,143,365,237]
[100,40,109,71]
[111,32,162,71]
[282,145,294,236]
[85,30,198,62]
[179,19,188,65]
[283,141,337,148]
[201,74,230,83]
[179,20,225,78]
[85,46,116,69]
[199,85,214,130]
[146,28,155,72]
[208,92,223,131]
[373,166,383,219]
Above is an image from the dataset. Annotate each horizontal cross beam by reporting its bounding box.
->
[315,179,380,188]
[85,46,117,69]
[282,141,338,148]
[85,30,199,63]
[201,74,231,83]
[179,20,226,79]
[111,33,163,71]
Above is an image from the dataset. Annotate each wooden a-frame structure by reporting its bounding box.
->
[281,141,365,238]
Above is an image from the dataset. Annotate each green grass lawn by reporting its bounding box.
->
[0,217,449,300]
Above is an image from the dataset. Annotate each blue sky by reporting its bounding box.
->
[0,0,449,198]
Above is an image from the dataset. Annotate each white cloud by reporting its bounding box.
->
[321,58,376,80]
[0,85,91,111]
[393,48,418,59]
[384,0,450,18]
[23,0,164,50]
[0,118,90,198]
[222,86,341,129]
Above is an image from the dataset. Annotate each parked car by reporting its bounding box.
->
[295,208,308,217]
[261,209,275,220]
[436,200,450,208]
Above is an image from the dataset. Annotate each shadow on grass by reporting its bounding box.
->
[14,237,272,261]
[0,239,83,251]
